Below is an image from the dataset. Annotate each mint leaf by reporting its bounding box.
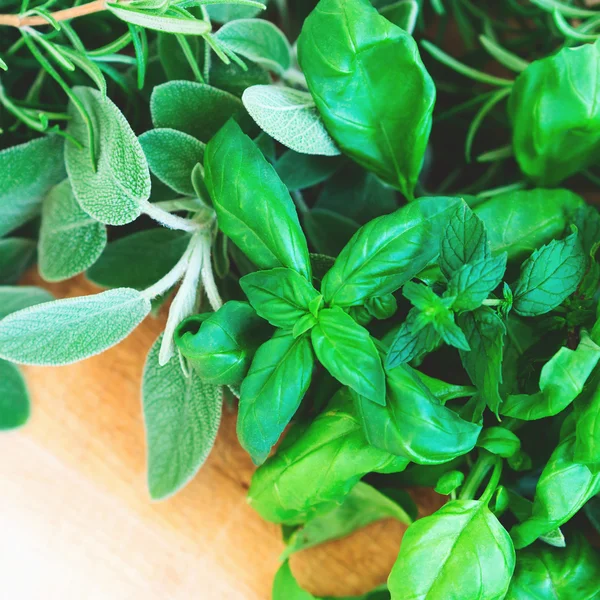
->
[139,128,205,196]
[0,286,54,320]
[0,135,65,237]
[0,360,30,430]
[448,253,507,312]
[65,86,151,225]
[143,334,222,500]
[0,238,36,284]
[440,203,489,279]
[0,288,150,366]
[513,232,586,316]
[39,180,107,282]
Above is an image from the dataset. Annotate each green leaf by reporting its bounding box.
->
[0,288,151,366]
[380,0,418,33]
[298,0,435,198]
[143,334,222,500]
[204,120,311,279]
[513,232,586,317]
[237,330,314,465]
[108,4,211,35]
[215,19,291,74]
[139,128,205,196]
[272,562,315,600]
[448,253,507,312]
[275,151,344,191]
[322,196,461,307]
[240,268,319,329]
[0,286,54,321]
[365,294,397,321]
[506,534,600,600]
[242,85,340,156]
[477,427,521,458]
[0,135,65,237]
[303,209,360,257]
[388,500,515,600]
[38,180,107,282]
[65,86,151,226]
[354,364,481,464]
[502,332,600,420]
[575,377,600,469]
[87,229,190,290]
[435,470,465,495]
[281,482,412,560]
[206,2,265,22]
[151,80,249,142]
[510,434,600,549]
[0,360,30,430]
[440,202,489,279]
[248,388,408,525]
[0,238,36,284]
[311,307,385,405]
[175,301,271,385]
[458,307,505,416]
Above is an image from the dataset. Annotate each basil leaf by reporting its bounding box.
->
[281,482,412,560]
[298,0,435,199]
[275,151,344,192]
[0,286,53,320]
[87,228,190,290]
[38,180,107,282]
[513,232,586,317]
[240,268,319,329]
[139,128,205,196]
[0,135,65,237]
[477,427,521,458]
[312,307,385,405]
[458,307,505,416]
[0,238,36,284]
[322,196,461,307]
[575,377,600,469]
[248,389,408,525]
[204,120,311,279]
[242,85,340,156]
[448,253,507,312]
[143,334,222,500]
[388,500,515,600]
[440,202,489,279]
[0,288,150,366]
[237,330,314,465]
[511,434,600,549]
[215,19,291,75]
[354,364,481,464]
[435,470,465,496]
[65,86,151,225]
[0,360,30,430]
[151,80,250,141]
[272,561,314,600]
[175,301,270,385]
[506,534,600,600]
[502,332,600,420]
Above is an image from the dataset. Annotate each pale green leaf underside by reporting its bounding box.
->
[0,360,30,430]
[108,5,211,35]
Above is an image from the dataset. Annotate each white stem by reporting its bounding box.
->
[200,234,223,312]
[141,200,200,232]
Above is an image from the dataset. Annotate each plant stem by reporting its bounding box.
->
[200,234,223,312]
[0,0,106,27]
[482,299,502,306]
[459,451,497,501]
[142,200,200,232]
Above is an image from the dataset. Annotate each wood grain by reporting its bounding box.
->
[0,274,443,600]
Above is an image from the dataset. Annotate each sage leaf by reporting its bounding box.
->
[242,85,340,156]
[0,135,65,237]
[139,128,205,196]
[65,86,151,225]
[143,334,222,500]
[0,238,36,284]
[0,360,30,430]
[38,180,107,282]
[237,330,314,465]
[0,286,54,320]
[312,307,385,405]
[0,288,151,366]
[204,119,311,279]
[275,151,344,191]
[206,2,265,22]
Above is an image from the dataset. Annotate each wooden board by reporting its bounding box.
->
[0,274,443,600]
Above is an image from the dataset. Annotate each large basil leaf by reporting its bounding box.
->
[575,373,600,469]
[388,500,515,600]
[204,120,311,279]
[175,301,270,386]
[511,434,600,549]
[298,0,435,199]
[247,388,408,525]
[237,331,314,465]
[506,535,600,599]
[509,40,600,185]
[0,359,30,430]
[0,135,65,237]
[322,196,461,307]
[311,307,385,405]
[354,364,481,464]
[272,561,314,600]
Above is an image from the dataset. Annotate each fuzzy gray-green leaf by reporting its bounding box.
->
[0,359,30,430]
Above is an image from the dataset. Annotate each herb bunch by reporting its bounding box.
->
[2,0,600,598]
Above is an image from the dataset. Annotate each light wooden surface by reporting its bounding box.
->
[0,274,443,600]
